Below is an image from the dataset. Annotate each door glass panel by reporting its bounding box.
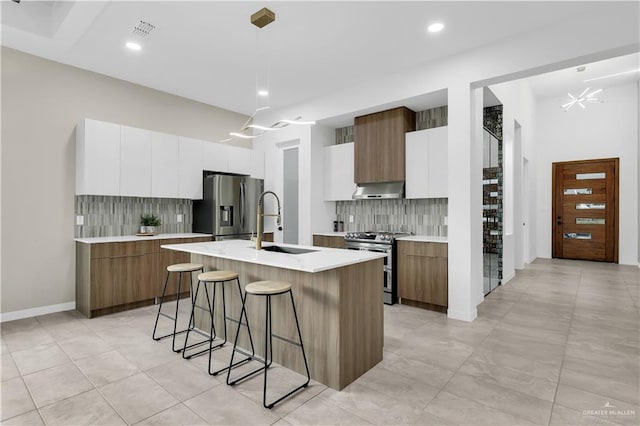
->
[563,188,592,195]
[482,178,498,185]
[576,218,605,225]
[576,172,605,180]
[564,232,592,240]
[489,191,499,197]
[576,203,605,209]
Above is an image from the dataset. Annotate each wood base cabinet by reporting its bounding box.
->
[397,241,448,311]
[313,235,346,249]
[77,236,210,318]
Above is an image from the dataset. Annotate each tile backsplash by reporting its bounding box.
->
[75,195,192,238]
[335,198,448,236]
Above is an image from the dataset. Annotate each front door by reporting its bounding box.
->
[552,158,619,263]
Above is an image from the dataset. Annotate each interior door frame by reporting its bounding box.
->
[552,157,619,263]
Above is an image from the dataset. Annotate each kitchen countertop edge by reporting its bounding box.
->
[75,233,213,244]
[396,235,448,243]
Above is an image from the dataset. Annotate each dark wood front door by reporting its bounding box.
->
[552,158,619,262]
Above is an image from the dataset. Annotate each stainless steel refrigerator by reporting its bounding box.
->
[193,174,264,240]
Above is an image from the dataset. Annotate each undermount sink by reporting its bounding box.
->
[259,245,318,255]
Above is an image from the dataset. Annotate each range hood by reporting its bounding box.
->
[352,181,404,200]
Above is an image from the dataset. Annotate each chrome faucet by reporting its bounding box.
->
[256,191,282,249]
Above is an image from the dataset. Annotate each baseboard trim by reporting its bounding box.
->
[502,271,516,284]
[447,307,478,322]
[0,302,76,323]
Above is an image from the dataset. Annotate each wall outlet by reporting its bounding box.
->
[177,214,183,223]
[444,216,448,225]
[349,215,354,223]
[76,215,84,226]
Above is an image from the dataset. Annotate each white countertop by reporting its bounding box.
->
[161,240,386,273]
[75,233,212,244]
[313,232,347,237]
[396,235,448,243]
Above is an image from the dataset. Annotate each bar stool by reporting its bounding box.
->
[182,270,256,376]
[226,280,310,409]
[152,263,203,352]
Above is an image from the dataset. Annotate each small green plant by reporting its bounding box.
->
[140,214,161,227]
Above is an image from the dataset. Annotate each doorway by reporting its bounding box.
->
[552,158,619,262]
[283,147,299,244]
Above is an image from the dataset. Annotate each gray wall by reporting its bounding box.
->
[1,47,249,314]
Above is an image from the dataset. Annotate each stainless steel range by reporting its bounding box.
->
[344,231,411,305]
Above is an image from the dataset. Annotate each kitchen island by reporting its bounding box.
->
[161,239,385,390]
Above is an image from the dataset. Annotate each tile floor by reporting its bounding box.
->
[1,258,638,425]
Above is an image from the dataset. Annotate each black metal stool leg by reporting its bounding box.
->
[152,271,171,341]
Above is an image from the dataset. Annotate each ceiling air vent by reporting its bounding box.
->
[132,21,155,38]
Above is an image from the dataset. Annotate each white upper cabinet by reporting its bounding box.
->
[250,149,265,179]
[324,142,355,201]
[179,136,204,199]
[151,131,180,198]
[76,119,121,196]
[120,125,152,197]
[427,126,448,198]
[228,145,252,175]
[203,141,228,173]
[405,126,448,199]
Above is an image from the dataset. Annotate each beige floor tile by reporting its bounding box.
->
[389,336,475,372]
[284,394,371,425]
[0,318,40,335]
[458,357,558,402]
[135,403,208,425]
[35,310,85,327]
[11,343,70,375]
[57,334,113,361]
[146,357,221,401]
[99,373,179,424]
[184,385,280,425]
[1,338,9,354]
[550,404,620,425]
[3,328,55,353]
[121,340,181,371]
[75,350,140,387]
[443,371,553,424]
[39,389,126,425]
[468,346,562,382]
[1,409,44,425]
[555,384,639,426]
[559,367,640,406]
[0,377,36,421]
[377,351,456,389]
[1,354,21,381]
[40,321,97,341]
[23,362,93,408]
[424,390,537,425]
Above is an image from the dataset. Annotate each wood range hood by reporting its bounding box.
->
[353,106,416,199]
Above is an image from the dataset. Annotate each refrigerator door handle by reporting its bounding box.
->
[239,181,245,229]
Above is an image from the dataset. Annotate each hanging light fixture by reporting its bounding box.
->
[562,87,603,111]
[222,8,315,142]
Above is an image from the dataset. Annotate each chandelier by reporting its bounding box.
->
[222,8,315,142]
[562,88,603,111]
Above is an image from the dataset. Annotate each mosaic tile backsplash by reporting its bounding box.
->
[335,198,448,236]
[75,195,193,238]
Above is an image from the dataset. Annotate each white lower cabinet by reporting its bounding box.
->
[405,126,448,199]
[324,142,355,201]
[120,125,152,197]
[76,119,121,196]
[179,137,203,199]
[151,132,180,198]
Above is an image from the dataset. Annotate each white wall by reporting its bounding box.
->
[535,82,639,265]
[1,47,249,316]
[261,7,637,321]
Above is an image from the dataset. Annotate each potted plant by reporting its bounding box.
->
[140,214,161,235]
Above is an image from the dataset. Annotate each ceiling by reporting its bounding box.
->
[4,1,637,120]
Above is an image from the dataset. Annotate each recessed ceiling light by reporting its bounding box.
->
[577,66,586,72]
[257,90,269,97]
[427,22,444,33]
[126,42,142,51]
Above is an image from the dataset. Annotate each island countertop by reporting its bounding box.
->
[161,239,386,273]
